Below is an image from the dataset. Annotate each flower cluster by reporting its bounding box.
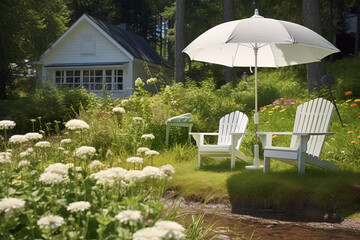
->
[141,134,155,140]
[37,215,64,229]
[0,197,26,216]
[135,77,145,87]
[146,77,157,85]
[75,146,96,159]
[112,107,126,114]
[0,152,12,164]
[133,220,186,240]
[9,135,28,144]
[25,132,43,141]
[65,119,89,130]
[115,210,143,226]
[88,160,105,170]
[0,120,16,130]
[67,201,91,213]
[126,157,143,164]
[35,141,51,148]
[260,98,295,111]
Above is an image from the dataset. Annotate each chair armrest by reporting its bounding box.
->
[189,132,219,146]
[256,132,292,148]
[293,132,334,136]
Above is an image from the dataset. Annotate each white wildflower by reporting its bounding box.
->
[90,167,127,186]
[18,160,31,168]
[145,150,159,156]
[126,157,143,164]
[112,107,126,114]
[137,147,150,154]
[0,197,26,216]
[9,135,28,144]
[0,120,16,130]
[115,210,143,226]
[37,215,64,229]
[142,166,166,179]
[45,163,69,176]
[67,201,91,213]
[121,99,129,105]
[146,77,157,85]
[0,152,12,164]
[88,160,105,170]
[132,117,143,122]
[133,227,166,240]
[155,220,186,239]
[125,170,147,183]
[65,119,89,130]
[39,172,68,185]
[35,141,51,148]
[60,139,71,145]
[135,77,144,87]
[141,134,155,140]
[75,146,96,159]
[25,132,43,141]
[160,164,175,176]
[58,147,65,151]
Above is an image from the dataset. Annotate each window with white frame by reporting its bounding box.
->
[54,69,123,91]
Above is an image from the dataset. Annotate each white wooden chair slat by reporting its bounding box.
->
[258,98,338,174]
[190,111,251,168]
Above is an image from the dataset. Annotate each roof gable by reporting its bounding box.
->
[87,15,164,65]
[40,14,166,66]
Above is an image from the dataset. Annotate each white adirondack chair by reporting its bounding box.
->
[190,111,252,168]
[257,98,339,174]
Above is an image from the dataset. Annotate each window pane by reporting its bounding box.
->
[107,84,112,90]
[117,76,123,83]
[84,70,89,76]
[83,84,89,90]
[75,77,80,83]
[95,84,102,90]
[106,70,112,76]
[75,71,80,76]
[67,70,74,76]
[95,77,102,83]
[106,77,111,83]
[95,70,102,76]
[66,77,73,83]
[117,70,123,75]
[117,84,123,90]
[56,71,62,77]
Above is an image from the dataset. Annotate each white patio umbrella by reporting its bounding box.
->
[183,9,340,169]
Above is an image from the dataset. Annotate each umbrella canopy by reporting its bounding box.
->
[183,9,340,169]
[183,9,339,68]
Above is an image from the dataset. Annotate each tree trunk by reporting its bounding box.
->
[175,0,185,84]
[224,0,234,84]
[302,0,327,94]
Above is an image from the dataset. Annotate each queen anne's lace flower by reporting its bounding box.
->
[155,220,186,239]
[90,167,128,186]
[132,117,143,122]
[124,170,147,183]
[35,141,51,148]
[142,166,166,179]
[18,160,31,168]
[9,135,28,144]
[112,107,126,114]
[146,77,157,85]
[0,152,12,164]
[88,160,105,170]
[0,120,16,130]
[126,157,143,164]
[37,215,64,229]
[133,227,166,240]
[0,197,26,216]
[60,139,71,145]
[39,172,68,185]
[67,201,91,213]
[45,163,69,176]
[65,119,89,130]
[160,164,175,176]
[141,134,155,140]
[25,132,43,141]
[137,147,150,154]
[75,146,96,159]
[115,210,143,226]
[145,150,159,156]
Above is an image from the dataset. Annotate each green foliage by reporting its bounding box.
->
[0,85,94,134]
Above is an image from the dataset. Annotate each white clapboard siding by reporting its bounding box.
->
[44,21,129,65]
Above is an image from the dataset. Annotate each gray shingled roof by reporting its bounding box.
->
[87,15,166,65]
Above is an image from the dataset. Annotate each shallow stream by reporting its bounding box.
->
[170,200,360,239]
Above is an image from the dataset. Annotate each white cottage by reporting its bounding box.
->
[34,14,171,97]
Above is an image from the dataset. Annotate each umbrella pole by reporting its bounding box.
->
[246,45,263,170]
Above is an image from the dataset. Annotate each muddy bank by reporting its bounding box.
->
[164,192,360,239]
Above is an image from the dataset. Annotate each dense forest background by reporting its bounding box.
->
[0,0,359,99]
